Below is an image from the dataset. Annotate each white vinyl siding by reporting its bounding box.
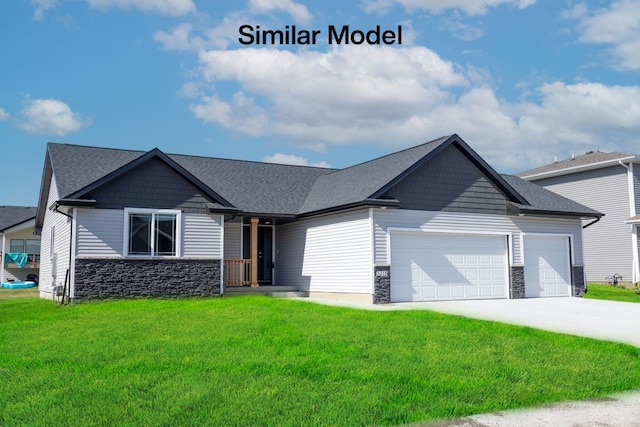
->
[76,209,123,257]
[534,166,630,281]
[277,210,372,294]
[183,214,223,259]
[39,175,72,293]
[223,221,242,259]
[373,209,583,266]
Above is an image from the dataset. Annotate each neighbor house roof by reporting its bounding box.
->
[517,151,637,180]
[35,134,602,231]
[501,175,601,218]
[0,206,37,233]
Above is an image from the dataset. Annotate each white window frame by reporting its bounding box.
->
[123,208,182,258]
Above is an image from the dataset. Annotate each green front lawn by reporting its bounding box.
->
[2,296,640,426]
[586,283,640,303]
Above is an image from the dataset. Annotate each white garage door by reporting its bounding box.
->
[524,235,571,297]
[390,232,508,302]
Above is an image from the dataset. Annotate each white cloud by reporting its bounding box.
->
[567,0,640,70]
[263,153,331,168]
[183,42,640,172]
[19,99,90,136]
[191,45,468,146]
[31,0,195,18]
[154,23,204,51]
[31,0,57,20]
[86,0,195,15]
[247,0,312,24]
[362,0,536,15]
[0,108,10,121]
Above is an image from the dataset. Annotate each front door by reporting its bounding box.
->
[243,224,274,285]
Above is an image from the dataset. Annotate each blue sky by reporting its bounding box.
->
[2,0,640,207]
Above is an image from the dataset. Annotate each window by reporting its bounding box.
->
[125,209,180,257]
[9,239,41,263]
[10,239,41,255]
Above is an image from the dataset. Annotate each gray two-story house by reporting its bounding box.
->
[519,151,640,284]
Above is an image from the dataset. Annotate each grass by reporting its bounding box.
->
[1,296,640,426]
[586,283,640,303]
[0,287,39,301]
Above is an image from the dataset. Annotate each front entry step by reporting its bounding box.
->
[224,285,307,298]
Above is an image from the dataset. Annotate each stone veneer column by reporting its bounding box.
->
[373,265,391,304]
[510,265,525,299]
[572,265,586,297]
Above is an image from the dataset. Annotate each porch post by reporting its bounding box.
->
[250,217,259,287]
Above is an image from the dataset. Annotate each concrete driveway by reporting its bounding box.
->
[300,296,640,347]
[393,297,640,348]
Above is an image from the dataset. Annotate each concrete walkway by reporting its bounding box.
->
[294,296,640,426]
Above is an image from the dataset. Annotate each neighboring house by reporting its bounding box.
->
[1,206,40,284]
[518,151,640,284]
[34,134,601,303]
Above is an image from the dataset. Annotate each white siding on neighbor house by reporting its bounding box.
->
[277,209,372,294]
[534,166,631,282]
[373,209,584,266]
[76,209,123,257]
[39,175,72,294]
[223,221,241,259]
[183,214,223,259]
[1,224,39,283]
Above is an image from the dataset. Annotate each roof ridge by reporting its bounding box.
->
[169,152,337,171]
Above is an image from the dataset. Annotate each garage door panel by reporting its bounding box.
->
[524,235,571,298]
[391,232,508,302]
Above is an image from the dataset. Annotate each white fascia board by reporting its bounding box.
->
[521,156,638,181]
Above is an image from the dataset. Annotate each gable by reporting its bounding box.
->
[381,144,508,214]
[89,157,215,214]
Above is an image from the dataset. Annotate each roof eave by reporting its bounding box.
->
[515,208,603,220]
[521,155,638,181]
[297,198,401,219]
[0,217,36,234]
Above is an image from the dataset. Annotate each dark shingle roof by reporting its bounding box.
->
[0,206,37,232]
[501,175,601,217]
[168,154,334,215]
[300,136,451,213]
[41,135,601,220]
[517,151,635,179]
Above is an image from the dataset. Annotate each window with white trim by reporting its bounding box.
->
[124,209,181,257]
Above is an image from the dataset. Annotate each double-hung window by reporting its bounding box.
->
[124,209,181,257]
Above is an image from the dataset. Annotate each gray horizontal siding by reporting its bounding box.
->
[76,209,123,257]
[183,214,222,259]
[223,221,242,259]
[533,166,632,282]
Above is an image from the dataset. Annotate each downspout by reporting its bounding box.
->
[53,204,74,302]
[618,160,639,283]
[582,217,601,229]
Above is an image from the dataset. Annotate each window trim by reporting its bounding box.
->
[123,208,182,258]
